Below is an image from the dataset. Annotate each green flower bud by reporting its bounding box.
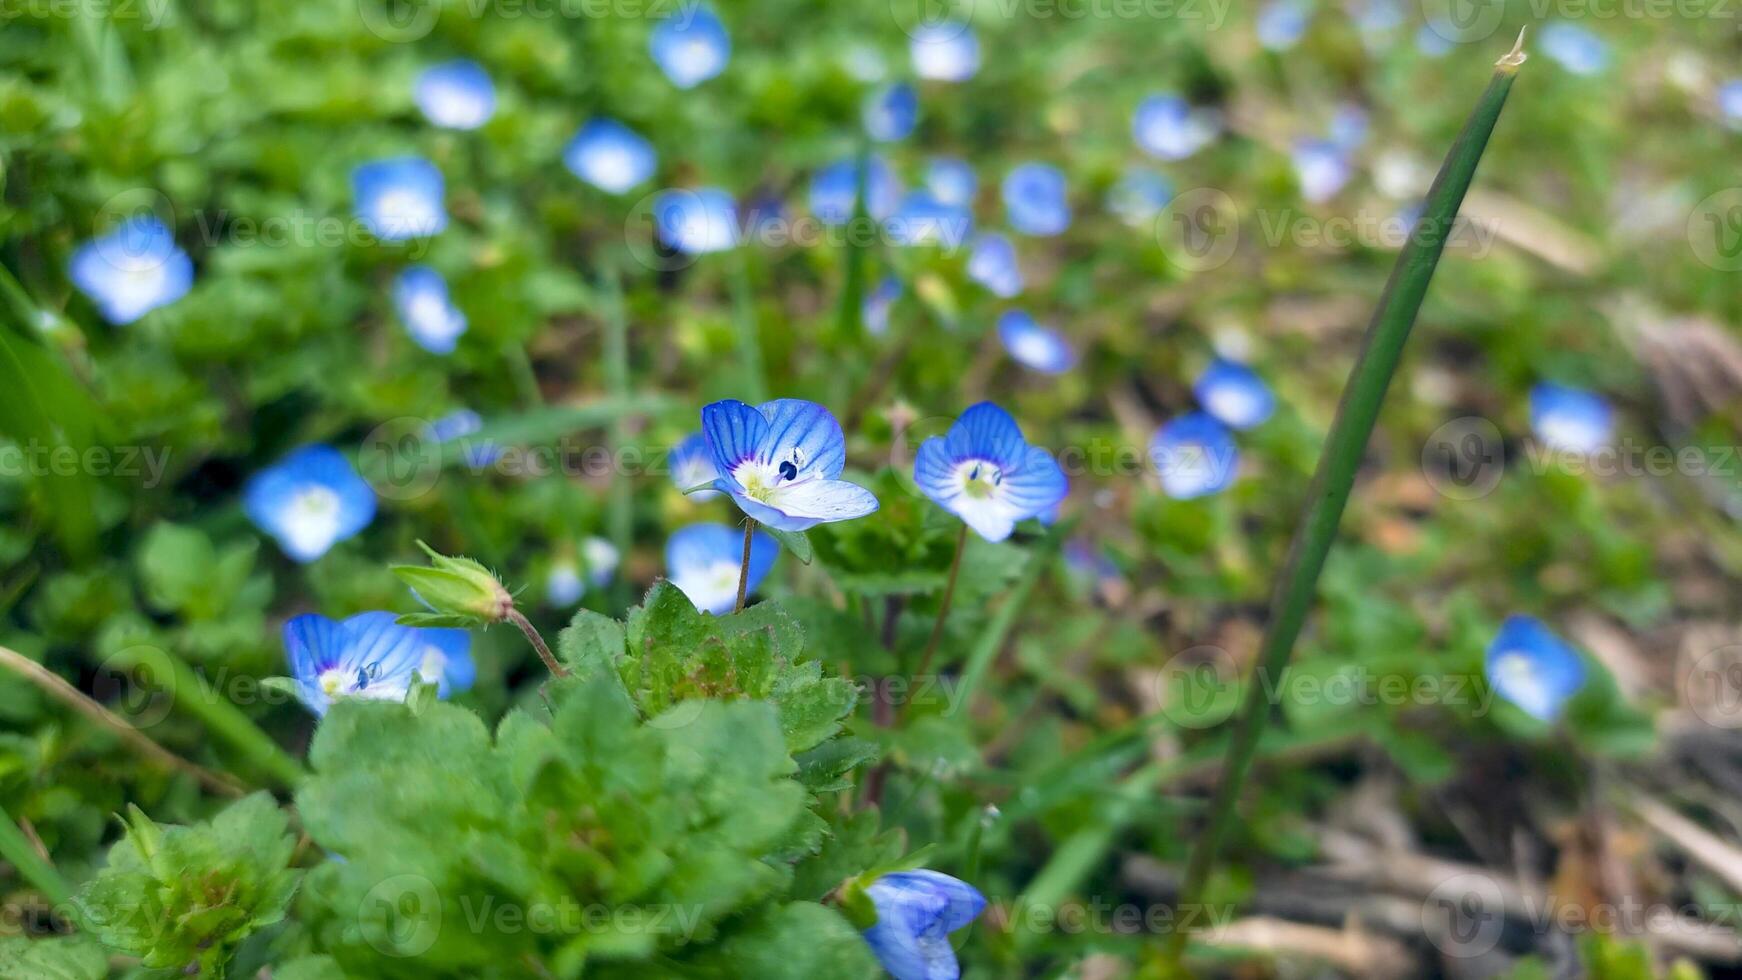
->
[391,541,514,627]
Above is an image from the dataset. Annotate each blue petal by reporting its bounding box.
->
[68,217,194,325]
[910,21,979,82]
[1002,163,1070,237]
[338,611,429,683]
[1194,359,1275,430]
[863,277,902,337]
[654,188,739,254]
[414,59,496,130]
[1529,383,1612,454]
[283,613,343,709]
[1133,94,1220,161]
[862,870,985,980]
[1293,138,1352,203]
[1721,79,1742,124]
[967,234,1023,298]
[1486,615,1587,722]
[926,157,976,208]
[419,627,475,695]
[665,522,778,614]
[756,399,847,480]
[997,310,1074,374]
[743,479,878,533]
[1149,412,1239,499]
[352,157,447,241]
[887,192,973,249]
[864,82,918,142]
[943,402,1028,469]
[1256,0,1309,50]
[811,156,902,225]
[1106,167,1174,227]
[671,431,722,497]
[393,265,467,354]
[701,399,772,475]
[1538,22,1608,76]
[243,445,377,562]
[563,118,658,194]
[649,5,730,88]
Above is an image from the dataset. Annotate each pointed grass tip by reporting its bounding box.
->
[1497,26,1528,72]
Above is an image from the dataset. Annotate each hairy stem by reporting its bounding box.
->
[734,518,757,613]
[508,608,568,678]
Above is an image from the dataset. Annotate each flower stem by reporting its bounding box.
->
[910,523,969,689]
[0,804,70,908]
[508,608,568,678]
[1161,39,1526,967]
[734,518,757,613]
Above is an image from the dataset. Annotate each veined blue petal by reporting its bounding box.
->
[862,870,986,980]
[1133,94,1220,161]
[1530,383,1612,454]
[910,21,979,82]
[704,398,874,529]
[997,310,1073,374]
[736,479,878,532]
[926,157,976,208]
[1002,162,1070,237]
[649,6,730,88]
[655,187,739,254]
[757,398,848,480]
[864,82,918,142]
[702,399,772,473]
[564,118,657,194]
[282,611,473,715]
[916,403,1067,541]
[1194,359,1275,430]
[1486,615,1587,722]
[393,266,467,354]
[1149,412,1239,499]
[244,445,377,562]
[353,157,447,241]
[666,522,777,614]
[670,431,721,499]
[967,234,1023,298]
[68,216,193,325]
[414,59,495,130]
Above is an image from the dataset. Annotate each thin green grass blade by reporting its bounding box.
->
[0,803,70,908]
[601,259,634,609]
[834,140,872,341]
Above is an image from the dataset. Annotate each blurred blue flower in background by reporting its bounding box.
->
[667,522,778,614]
[1330,102,1370,151]
[1719,79,1742,127]
[414,59,495,130]
[888,192,973,247]
[811,156,902,224]
[283,611,473,716]
[864,82,919,141]
[1538,22,1609,75]
[1134,94,1220,160]
[671,431,721,498]
[69,216,193,325]
[546,562,584,607]
[1530,382,1612,454]
[1256,0,1309,50]
[563,119,657,194]
[968,233,1023,297]
[1106,167,1174,227]
[393,266,467,354]
[1150,412,1239,499]
[926,157,977,207]
[701,398,878,531]
[1353,0,1404,48]
[910,21,980,82]
[914,402,1068,542]
[1003,162,1070,236]
[864,276,901,336]
[655,188,739,254]
[650,6,730,89]
[1414,24,1453,57]
[997,310,1073,374]
[1486,615,1586,722]
[582,536,619,587]
[860,870,986,980]
[353,157,447,241]
[428,409,501,468]
[244,445,377,562]
[1194,359,1276,430]
[1292,138,1352,203]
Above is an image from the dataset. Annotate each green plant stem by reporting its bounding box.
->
[734,518,757,613]
[834,139,871,341]
[955,528,1060,713]
[1161,39,1526,966]
[728,250,766,403]
[601,258,633,611]
[910,523,969,687]
[508,608,569,678]
[0,803,71,907]
[503,341,544,408]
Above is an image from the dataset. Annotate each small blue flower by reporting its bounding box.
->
[68,216,193,325]
[1293,139,1352,203]
[1538,22,1608,76]
[244,445,377,562]
[1003,163,1070,237]
[353,157,447,242]
[393,266,467,354]
[1106,167,1174,227]
[701,398,879,532]
[563,119,657,195]
[649,5,730,89]
[910,21,979,82]
[1256,0,1309,50]
[864,82,919,142]
[1719,79,1742,126]
[967,234,1023,298]
[666,522,778,615]
[1486,615,1586,722]
[887,192,973,248]
[1530,382,1612,454]
[997,310,1073,374]
[1194,359,1275,430]
[283,611,473,716]
[655,188,739,254]
[1133,94,1220,161]
[926,157,977,208]
[1329,103,1369,151]
[428,409,501,468]
[671,431,722,499]
[1415,24,1453,57]
[1353,0,1404,45]
[547,562,585,607]
[414,59,496,130]
[914,403,1067,542]
[861,870,986,980]
[864,276,901,337]
[1149,412,1239,499]
[582,536,619,587]
[811,156,903,225]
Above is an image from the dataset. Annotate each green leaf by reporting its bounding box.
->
[701,902,880,979]
[0,935,108,980]
[764,526,814,565]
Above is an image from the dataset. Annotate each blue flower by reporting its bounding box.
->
[861,870,986,980]
[967,234,1023,298]
[914,403,1068,542]
[541,538,616,606]
[997,310,1073,374]
[649,5,730,88]
[414,59,496,130]
[1530,383,1612,454]
[1149,412,1239,499]
[1353,0,1404,45]
[1106,167,1174,227]
[910,21,979,82]
[1256,0,1309,50]
[547,563,584,607]
[1002,163,1070,236]
[283,611,473,716]
[1719,79,1742,126]
[864,82,919,142]
[1133,94,1220,160]
[888,192,973,248]
[563,119,657,194]
[1538,22,1608,76]
[1415,24,1453,57]
[1293,138,1352,203]
[864,276,901,337]
[68,216,193,325]
[428,409,501,468]
[926,157,977,208]
[1485,615,1586,722]
[353,157,447,241]
[811,156,902,225]
[671,431,722,499]
[244,445,377,562]
[393,266,467,354]
[701,398,879,532]
[1194,359,1275,430]
[582,536,619,587]
[655,188,739,254]
[1329,102,1370,151]
[666,522,778,614]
